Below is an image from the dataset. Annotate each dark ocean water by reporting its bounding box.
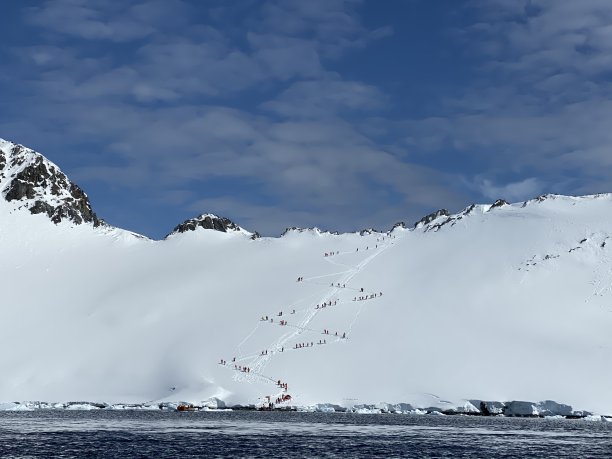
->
[0,410,611,458]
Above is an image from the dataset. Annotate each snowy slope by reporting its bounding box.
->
[1,140,612,413]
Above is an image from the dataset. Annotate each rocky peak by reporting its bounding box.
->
[280,227,339,237]
[413,209,449,228]
[488,199,509,211]
[167,213,258,239]
[0,138,100,226]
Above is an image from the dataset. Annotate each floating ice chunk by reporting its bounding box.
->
[504,401,539,417]
[582,415,604,422]
[203,397,226,409]
[392,403,414,413]
[312,403,340,413]
[0,402,19,411]
[537,400,572,417]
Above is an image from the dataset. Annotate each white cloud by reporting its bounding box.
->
[475,177,544,202]
[26,0,156,42]
[400,0,612,199]
[2,0,464,236]
[262,78,386,118]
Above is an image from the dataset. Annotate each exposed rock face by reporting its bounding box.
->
[168,214,256,238]
[489,199,509,210]
[413,209,449,228]
[172,214,240,233]
[280,227,339,237]
[0,139,100,226]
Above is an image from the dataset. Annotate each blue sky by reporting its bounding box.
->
[2,0,612,238]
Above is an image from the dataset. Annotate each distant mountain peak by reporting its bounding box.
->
[280,227,340,237]
[167,213,259,239]
[0,138,100,226]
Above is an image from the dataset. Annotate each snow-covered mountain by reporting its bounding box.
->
[0,139,100,226]
[2,138,612,415]
[167,214,259,240]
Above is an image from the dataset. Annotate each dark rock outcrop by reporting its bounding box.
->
[413,209,449,228]
[280,227,339,237]
[167,214,252,238]
[488,199,509,210]
[0,139,100,226]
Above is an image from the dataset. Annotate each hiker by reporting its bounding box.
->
[292,309,295,314]
[342,332,346,339]
[360,287,364,292]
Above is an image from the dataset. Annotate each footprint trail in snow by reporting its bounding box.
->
[217,232,400,408]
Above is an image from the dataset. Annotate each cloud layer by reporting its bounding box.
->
[1,0,611,237]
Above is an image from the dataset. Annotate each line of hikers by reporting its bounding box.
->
[323,329,347,339]
[277,380,288,391]
[224,236,396,407]
[315,300,337,309]
[353,292,382,301]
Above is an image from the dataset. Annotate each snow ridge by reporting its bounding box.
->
[167,213,258,239]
